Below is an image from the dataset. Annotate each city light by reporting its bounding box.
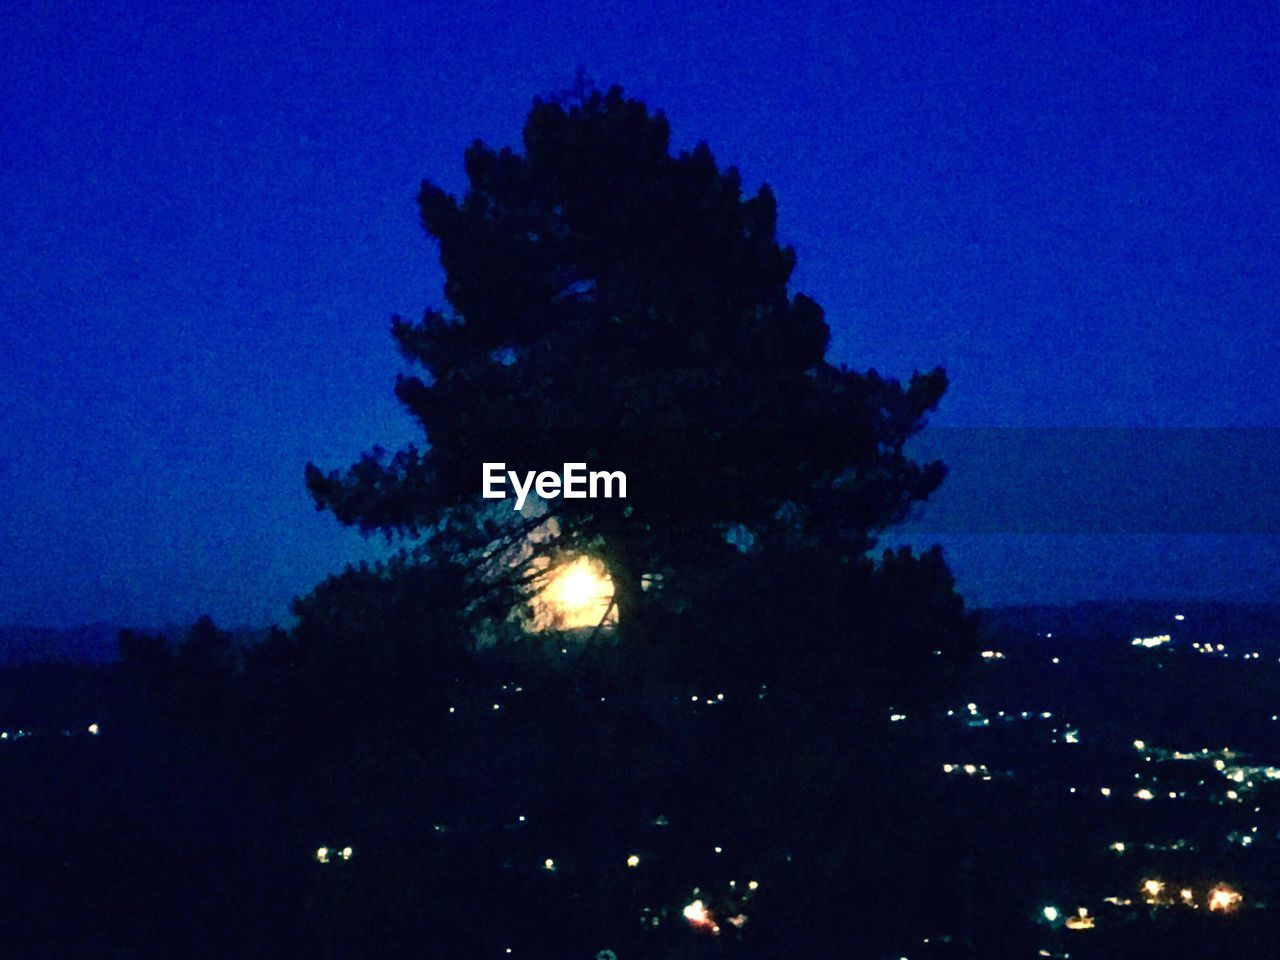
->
[1208,885,1242,913]
[683,899,719,934]
[1064,907,1094,931]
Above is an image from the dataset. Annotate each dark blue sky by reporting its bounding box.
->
[2,0,1277,627]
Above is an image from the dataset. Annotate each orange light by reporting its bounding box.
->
[1208,885,1242,913]
[1065,908,1094,930]
[683,899,719,934]
[533,557,615,629]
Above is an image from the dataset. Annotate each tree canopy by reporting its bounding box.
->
[97,83,982,960]
[306,84,950,635]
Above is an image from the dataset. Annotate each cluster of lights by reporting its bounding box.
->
[20,586,1280,958]
[1133,787,1180,801]
[1041,905,1093,931]
[1214,760,1280,793]
[194,596,1280,950]
[1019,635,1272,944]
[680,879,759,937]
[1138,878,1243,913]
[683,899,717,934]
[1190,642,1227,655]
[1111,839,1198,855]
[947,702,1054,728]
[936,768,1003,783]
[1065,907,1094,930]
[1209,885,1244,912]
[1122,741,1278,811]
[1226,830,1258,847]
[1142,839,1195,852]
[1132,634,1171,648]
[418,633,1274,953]
[1133,742,1237,763]
[0,724,99,741]
[1043,880,1245,938]
[314,846,353,864]
[689,692,728,706]
[1186,642,1270,660]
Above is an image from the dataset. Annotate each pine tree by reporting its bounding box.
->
[306,84,950,639]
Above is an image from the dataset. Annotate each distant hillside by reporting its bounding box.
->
[0,624,124,666]
[0,623,272,667]
[978,599,1280,651]
[6,601,1280,667]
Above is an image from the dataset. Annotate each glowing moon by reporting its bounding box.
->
[534,556,616,629]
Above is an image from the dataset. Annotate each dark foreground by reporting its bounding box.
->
[2,602,1279,959]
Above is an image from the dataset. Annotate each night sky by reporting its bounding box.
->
[2,0,1276,628]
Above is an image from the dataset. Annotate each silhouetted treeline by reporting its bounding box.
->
[97,537,978,958]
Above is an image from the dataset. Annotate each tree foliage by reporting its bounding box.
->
[306,84,950,634]
[92,85,985,960]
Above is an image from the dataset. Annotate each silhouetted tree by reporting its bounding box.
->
[117,627,173,697]
[284,85,974,958]
[288,559,469,751]
[644,539,974,704]
[175,614,234,673]
[306,84,951,640]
